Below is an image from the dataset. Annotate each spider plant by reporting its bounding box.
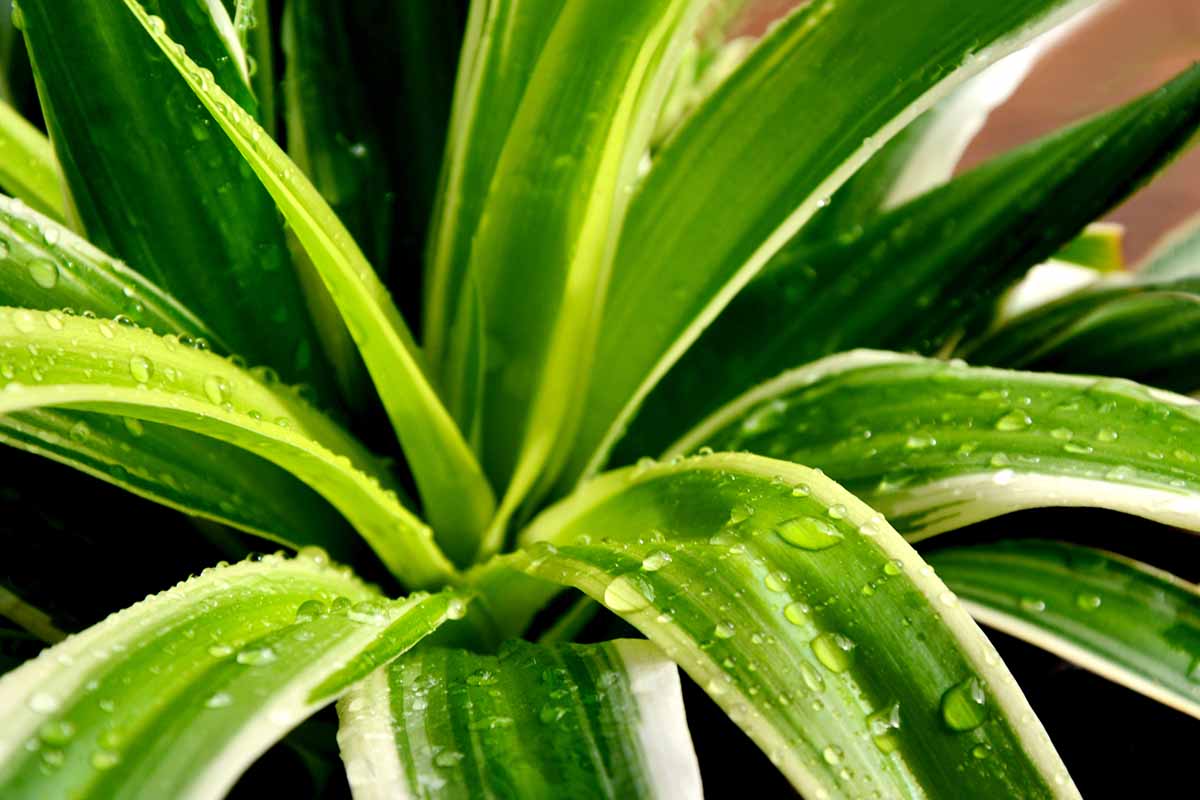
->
[0,0,1198,796]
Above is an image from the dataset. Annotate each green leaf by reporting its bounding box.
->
[423,0,565,377]
[670,351,1200,540]
[0,584,63,644]
[336,639,702,798]
[0,305,455,587]
[0,101,61,221]
[474,453,1077,798]
[17,0,337,400]
[615,64,1200,461]
[791,39,1049,250]
[116,0,497,555]
[1140,210,1200,280]
[0,551,462,799]
[930,540,1200,719]
[563,0,1105,487]
[1052,222,1125,272]
[433,0,707,544]
[236,0,276,139]
[0,196,356,557]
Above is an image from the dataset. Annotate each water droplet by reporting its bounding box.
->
[784,602,808,626]
[129,355,153,383]
[294,600,326,623]
[883,560,903,576]
[1019,597,1046,613]
[208,643,234,658]
[1050,428,1074,441]
[434,749,464,768]
[822,745,842,765]
[867,703,901,753]
[349,600,387,624]
[38,720,75,746]
[13,310,37,333]
[236,646,277,666]
[446,597,468,620]
[995,410,1032,431]
[466,668,497,687]
[91,750,120,770]
[971,744,991,760]
[776,516,844,550]
[827,504,847,520]
[1096,429,1118,442]
[28,259,59,289]
[811,632,855,673]
[905,434,936,449]
[203,375,230,405]
[641,551,671,572]
[28,692,60,714]
[940,677,988,731]
[764,572,787,592]
[1075,593,1102,611]
[713,621,736,639]
[603,574,653,613]
[205,692,234,708]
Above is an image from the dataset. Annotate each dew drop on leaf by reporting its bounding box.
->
[603,574,653,613]
[811,632,855,673]
[203,375,230,405]
[940,677,988,731]
[641,551,671,572]
[28,259,59,289]
[867,702,902,753]
[236,646,277,666]
[294,600,326,623]
[775,516,844,550]
[129,355,153,383]
[995,409,1032,431]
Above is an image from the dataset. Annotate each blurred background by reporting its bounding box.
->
[741,0,1200,261]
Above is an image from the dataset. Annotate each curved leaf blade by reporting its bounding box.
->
[0,101,61,220]
[564,0,1104,486]
[454,0,708,546]
[337,639,702,799]
[930,539,1200,719]
[116,0,496,551]
[0,306,455,587]
[18,0,335,398]
[616,63,1200,460]
[0,196,358,553]
[671,351,1200,540]
[0,552,460,799]
[475,453,1078,799]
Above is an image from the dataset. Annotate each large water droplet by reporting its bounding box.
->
[129,355,154,383]
[995,410,1032,431]
[38,719,76,746]
[28,259,59,289]
[295,600,326,623]
[28,692,60,714]
[867,702,902,753]
[236,646,277,666]
[776,516,843,550]
[784,602,808,626]
[811,632,855,673]
[641,551,671,572]
[940,677,988,731]
[1075,593,1102,611]
[713,621,736,640]
[203,375,230,405]
[603,574,653,613]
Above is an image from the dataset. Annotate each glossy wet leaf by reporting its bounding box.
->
[116,0,496,553]
[473,453,1078,798]
[0,551,460,799]
[0,306,454,587]
[672,351,1200,540]
[614,62,1200,462]
[337,639,701,799]
[564,0,1104,486]
[18,0,336,399]
[436,0,708,542]
[931,540,1200,719]
[0,101,61,220]
[0,194,357,550]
